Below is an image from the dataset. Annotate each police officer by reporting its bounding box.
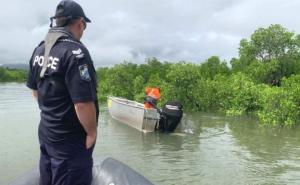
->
[26,0,99,184]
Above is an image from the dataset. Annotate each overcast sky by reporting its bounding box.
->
[0,0,300,66]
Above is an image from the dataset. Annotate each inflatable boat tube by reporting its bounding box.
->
[9,157,154,185]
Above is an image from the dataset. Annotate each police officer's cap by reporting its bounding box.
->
[52,0,91,23]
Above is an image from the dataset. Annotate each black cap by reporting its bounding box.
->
[52,0,91,23]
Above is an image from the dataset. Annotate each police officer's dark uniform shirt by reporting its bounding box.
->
[27,32,99,145]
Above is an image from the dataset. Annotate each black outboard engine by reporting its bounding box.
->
[158,101,183,132]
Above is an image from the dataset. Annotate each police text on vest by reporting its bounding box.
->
[33,55,59,70]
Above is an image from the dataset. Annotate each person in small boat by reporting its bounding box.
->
[144,87,161,109]
[26,0,98,185]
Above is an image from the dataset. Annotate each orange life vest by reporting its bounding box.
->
[144,87,161,109]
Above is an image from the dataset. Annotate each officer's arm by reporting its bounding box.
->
[74,101,97,148]
[65,48,98,148]
[32,90,38,99]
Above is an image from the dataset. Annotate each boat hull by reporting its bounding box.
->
[107,96,159,132]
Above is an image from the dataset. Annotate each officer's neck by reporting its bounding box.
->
[67,26,82,41]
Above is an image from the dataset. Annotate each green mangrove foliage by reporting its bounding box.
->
[0,67,27,82]
[97,24,300,127]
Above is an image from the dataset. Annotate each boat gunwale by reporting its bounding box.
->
[108,96,153,111]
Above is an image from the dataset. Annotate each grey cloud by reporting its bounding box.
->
[0,0,299,66]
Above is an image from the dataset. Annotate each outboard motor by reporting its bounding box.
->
[158,101,183,132]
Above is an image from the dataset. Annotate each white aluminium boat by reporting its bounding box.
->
[107,96,160,132]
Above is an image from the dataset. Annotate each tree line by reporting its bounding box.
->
[0,67,27,82]
[97,24,300,127]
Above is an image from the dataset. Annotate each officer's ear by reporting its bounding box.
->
[75,17,86,31]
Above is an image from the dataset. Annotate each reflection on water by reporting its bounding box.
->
[1,83,300,185]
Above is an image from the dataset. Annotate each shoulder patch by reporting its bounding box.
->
[72,48,82,55]
[78,64,91,81]
[72,48,85,59]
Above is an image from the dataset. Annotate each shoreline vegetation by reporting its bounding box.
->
[2,24,300,127]
[0,67,27,82]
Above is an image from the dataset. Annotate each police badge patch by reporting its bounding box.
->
[78,64,91,81]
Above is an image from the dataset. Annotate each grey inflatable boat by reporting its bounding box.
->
[9,157,154,185]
